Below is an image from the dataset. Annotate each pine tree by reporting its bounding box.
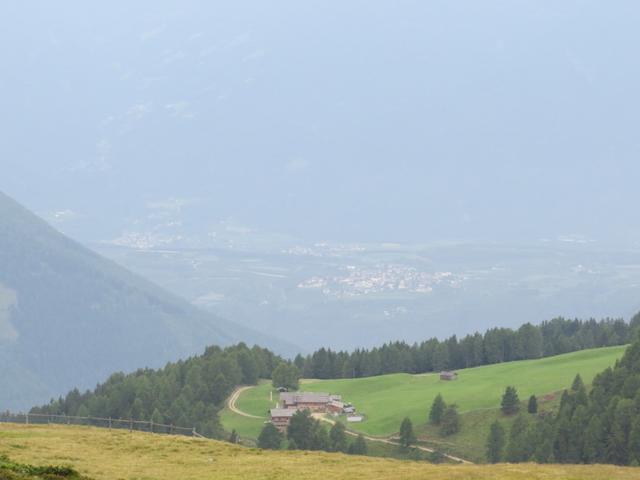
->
[527,395,538,414]
[506,415,530,462]
[571,373,585,391]
[628,417,640,465]
[228,429,240,444]
[311,422,330,451]
[151,408,164,426]
[76,404,89,418]
[348,434,368,455]
[257,423,283,450]
[583,416,605,463]
[501,386,520,415]
[329,422,348,452]
[287,410,315,450]
[486,420,505,463]
[399,417,417,449]
[440,405,460,436]
[272,363,300,391]
[429,394,446,425]
[532,417,555,463]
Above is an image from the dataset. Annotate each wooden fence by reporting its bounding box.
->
[0,412,204,438]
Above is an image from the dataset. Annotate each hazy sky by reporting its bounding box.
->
[2,1,640,244]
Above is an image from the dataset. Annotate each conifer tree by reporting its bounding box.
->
[506,415,530,462]
[501,386,520,415]
[258,423,283,450]
[329,422,348,452]
[429,394,446,425]
[571,373,585,391]
[486,421,505,463]
[527,395,538,414]
[348,434,368,455]
[399,417,417,449]
[440,405,460,436]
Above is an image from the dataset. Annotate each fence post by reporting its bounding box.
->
[129,419,133,432]
[26,413,29,425]
[150,419,153,433]
[192,427,196,437]
[109,417,112,429]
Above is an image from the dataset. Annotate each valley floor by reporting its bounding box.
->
[0,424,638,480]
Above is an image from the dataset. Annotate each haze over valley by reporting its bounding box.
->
[3,1,640,476]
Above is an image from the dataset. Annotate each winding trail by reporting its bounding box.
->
[227,386,267,419]
[227,386,473,464]
[311,414,471,464]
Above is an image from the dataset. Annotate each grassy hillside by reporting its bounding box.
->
[0,191,292,411]
[1,424,638,480]
[222,345,626,443]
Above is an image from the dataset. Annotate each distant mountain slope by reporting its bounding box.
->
[0,191,293,411]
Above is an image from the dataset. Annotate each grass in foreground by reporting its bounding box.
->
[0,453,88,480]
[0,424,638,480]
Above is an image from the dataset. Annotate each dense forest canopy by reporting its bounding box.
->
[31,344,281,437]
[295,316,638,380]
[497,332,640,466]
[31,315,639,442]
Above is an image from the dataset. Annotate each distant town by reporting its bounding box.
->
[298,265,463,298]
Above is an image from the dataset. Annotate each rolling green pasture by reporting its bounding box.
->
[222,345,625,440]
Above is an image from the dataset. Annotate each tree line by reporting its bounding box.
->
[30,314,638,453]
[293,317,636,380]
[30,343,282,438]
[485,333,640,465]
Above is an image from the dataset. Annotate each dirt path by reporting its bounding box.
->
[228,386,472,464]
[227,386,266,419]
[312,414,472,464]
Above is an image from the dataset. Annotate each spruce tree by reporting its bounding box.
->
[287,410,315,450]
[399,417,417,449]
[348,434,368,455]
[257,423,283,450]
[501,386,520,415]
[527,395,538,414]
[429,394,446,425]
[571,373,585,391]
[506,415,530,462]
[329,422,348,452]
[440,405,460,436]
[272,362,300,391]
[628,417,640,465]
[311,422,330,451]
[486,420,505,463]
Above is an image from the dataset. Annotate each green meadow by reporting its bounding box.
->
[222,345,626,440]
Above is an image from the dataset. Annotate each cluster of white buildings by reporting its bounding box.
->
[298,265,461,298]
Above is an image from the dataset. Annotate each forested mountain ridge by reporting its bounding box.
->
[296,316,638,379]
[35,315,638,445]
[31,343,280,438]
[0,191,291,411]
